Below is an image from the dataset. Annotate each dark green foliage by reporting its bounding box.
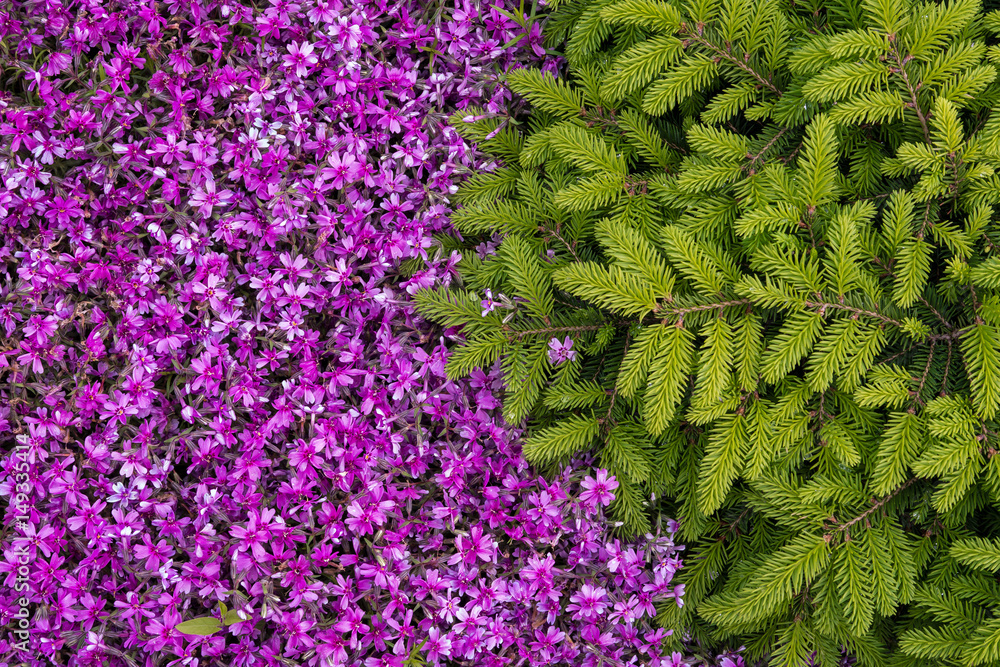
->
[414,0,1000,664]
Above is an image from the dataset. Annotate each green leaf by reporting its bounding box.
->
[660,226,729,295]
[450,200,540,235]
[617,108,676,169]
[951,537,1000,571]
[806,317,863,391]
[836,536,875,635]
[603,36,685,102]
[824,202,873,296]
[176,617,223,636]
[547,123,628,174]
[598,216,675,299]
[552,173,624,210]
[872,412,926,495]
[506,69,586,119]
[222,610,244,626]
[744,398,775,479]
[837,323,887,392]
[867,522,900,616]
[692,316,734,404]
[931,96,965,154]
[856,364,914,409]
[503,343,550,425]
[446,333,510,379]
[772,619,813,667]
[544,379,610,410]
[906,0,979,60]
[602,420,653,483]
[617,325,667,399]
[734,312,764,392]
[802,61,889,103]
[961,617,1000,666]
[500,236,554,318]
[553,262,660,317]
[456,168,521,204]
[414,288,505,336]
[900,626,970,660]
[969,256,1000,288]
[601,0,682,30]
[642,55,718,115]
[701,533,832,628]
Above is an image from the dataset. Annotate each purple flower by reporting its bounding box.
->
[580,470,619,507]
[481,289,498,317]
[566,584,609,620]
[547,336,576,364]
[189,180,233,217]
[283,41,319,77]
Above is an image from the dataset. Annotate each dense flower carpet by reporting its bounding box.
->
[0,1,733,666]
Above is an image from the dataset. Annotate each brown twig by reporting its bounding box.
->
[683,30,783,98]
[889,44,931,144]
[913,340,935,407]
[502,324,609,340]
[826,477,917,539]
[657,299,752,318]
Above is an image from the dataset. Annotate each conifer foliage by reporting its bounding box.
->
[416,0,1000,664]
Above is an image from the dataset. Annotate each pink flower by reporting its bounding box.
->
[566,584,608,620]
[480,289,498,317]
[580,470,619,507]
[449,525,496,566]
[424,627,452,662]
[99,393,139,425]
[547,336,576,364]
[283,41,318,77]
[192,275,230,311]
[189,180,233,217]
[23,314,58,344]
[326,152,360,189]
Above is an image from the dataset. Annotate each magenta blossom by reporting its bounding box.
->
[481,289,498,316]
[566,584,609,620]
[580,470,619,508]
[283,41,319,77]
[547,336,576,364]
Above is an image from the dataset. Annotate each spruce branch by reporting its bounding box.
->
[680,28,782,98]
[798,299,961,342]
[655,299,751,319]
[825,478,918,539]
[914,340,936,407]
[745,126,790,172]
[539,223,583,262]
[502,323,613,340]
[888,44,932,144]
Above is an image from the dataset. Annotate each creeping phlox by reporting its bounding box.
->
[0,0,716,666]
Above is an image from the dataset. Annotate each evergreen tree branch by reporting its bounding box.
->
[503,323,614,340]
[889,43,932,144]
[655,299,752,319]
[680,27,782,98]
[824,477,917,538]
